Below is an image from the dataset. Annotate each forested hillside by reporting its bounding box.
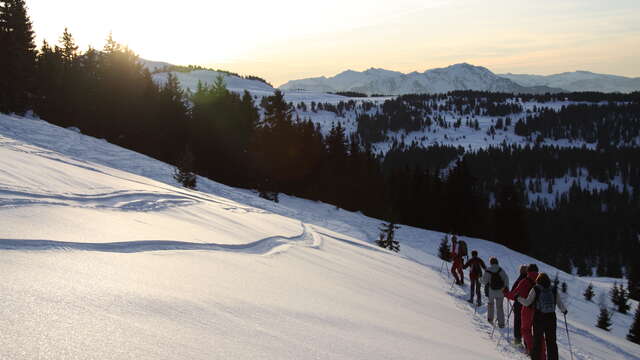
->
[1,14,638,287]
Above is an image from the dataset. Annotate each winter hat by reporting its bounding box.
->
[536,273,551,288]
[519,264,528,275]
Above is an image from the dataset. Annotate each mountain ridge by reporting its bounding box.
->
[280,63,562,95]
[500,71,640,93]
[280,63,640,94]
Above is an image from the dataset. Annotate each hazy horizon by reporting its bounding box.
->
[27,0,640,86]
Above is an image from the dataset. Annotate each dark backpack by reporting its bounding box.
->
[458,240,468,258]
[534,285,556,313]
[487,269,505,290]
[471,260,483,277]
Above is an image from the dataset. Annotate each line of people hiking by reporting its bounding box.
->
[447,235,569,360]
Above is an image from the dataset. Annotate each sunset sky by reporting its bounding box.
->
[26,0,640,86]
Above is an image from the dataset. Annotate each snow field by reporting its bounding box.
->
[0,112,638,359]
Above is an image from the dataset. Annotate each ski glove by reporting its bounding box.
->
[563,310,568,315]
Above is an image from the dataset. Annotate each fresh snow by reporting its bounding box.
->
[1,112,638,359]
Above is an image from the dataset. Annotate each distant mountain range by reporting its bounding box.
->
[280,64,640,95]
[499,71,640,93]
[142,59,640,96]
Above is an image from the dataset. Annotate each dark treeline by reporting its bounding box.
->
[380,143,640,279]
[2,1,639,287]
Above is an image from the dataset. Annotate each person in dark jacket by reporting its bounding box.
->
[510,265,528,345]
[517,272,567,360]
[463,250,486,306]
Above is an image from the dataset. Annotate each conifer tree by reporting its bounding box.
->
[0,0,37,114]
[596,306,612,331]
[376,221,400,252]
[59,27,78,63]
[438,235,451,261]
[627,305,640,344]
[583,283,595,302]
[616,283,630,314]
[611,282,621,307]
[173,147,197,189]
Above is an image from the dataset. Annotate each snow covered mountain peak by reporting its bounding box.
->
[280,63,558,95]
[500,70,640,93]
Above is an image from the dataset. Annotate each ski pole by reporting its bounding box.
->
[497,301,514,347]
[564,313,574,360]
[490,313,497,338]
[506,301,514,343]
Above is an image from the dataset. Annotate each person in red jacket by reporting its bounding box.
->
[505,263,545,359]
[463,250,486,306]
[450,235,464,285]
[510,265,529,346]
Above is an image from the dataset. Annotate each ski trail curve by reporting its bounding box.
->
[0,222,329,255]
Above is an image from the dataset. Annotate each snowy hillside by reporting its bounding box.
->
[1,113,639,359]
[500,71,640,93]
[279,63,560,95]
[150,65,381,104]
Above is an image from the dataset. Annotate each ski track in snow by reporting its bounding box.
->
[435,264,639,360]
[0,222,321,255]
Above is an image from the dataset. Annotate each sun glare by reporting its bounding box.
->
[25,0,640,84]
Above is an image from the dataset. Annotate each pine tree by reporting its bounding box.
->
[596,306,612,331]
[611,282,621,307]
[438,235,451,261]
[616,283,630,314]
[583,283,595,302]
[173,147,197,189]
[627,305,640,344]
[59,27,78,63]
[376,221,400,252]
[0,0,37,114]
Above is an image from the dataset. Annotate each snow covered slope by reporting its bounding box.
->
[150,67,376,104]
[1,113,638,359]
[280,63,560,95]
[500,71,640,93]
[152,69,276,96]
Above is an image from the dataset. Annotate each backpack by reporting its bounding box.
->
[534,285,556,313]
[487,269,504,290]
[471,260,483,277]
[458,240,468,258]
